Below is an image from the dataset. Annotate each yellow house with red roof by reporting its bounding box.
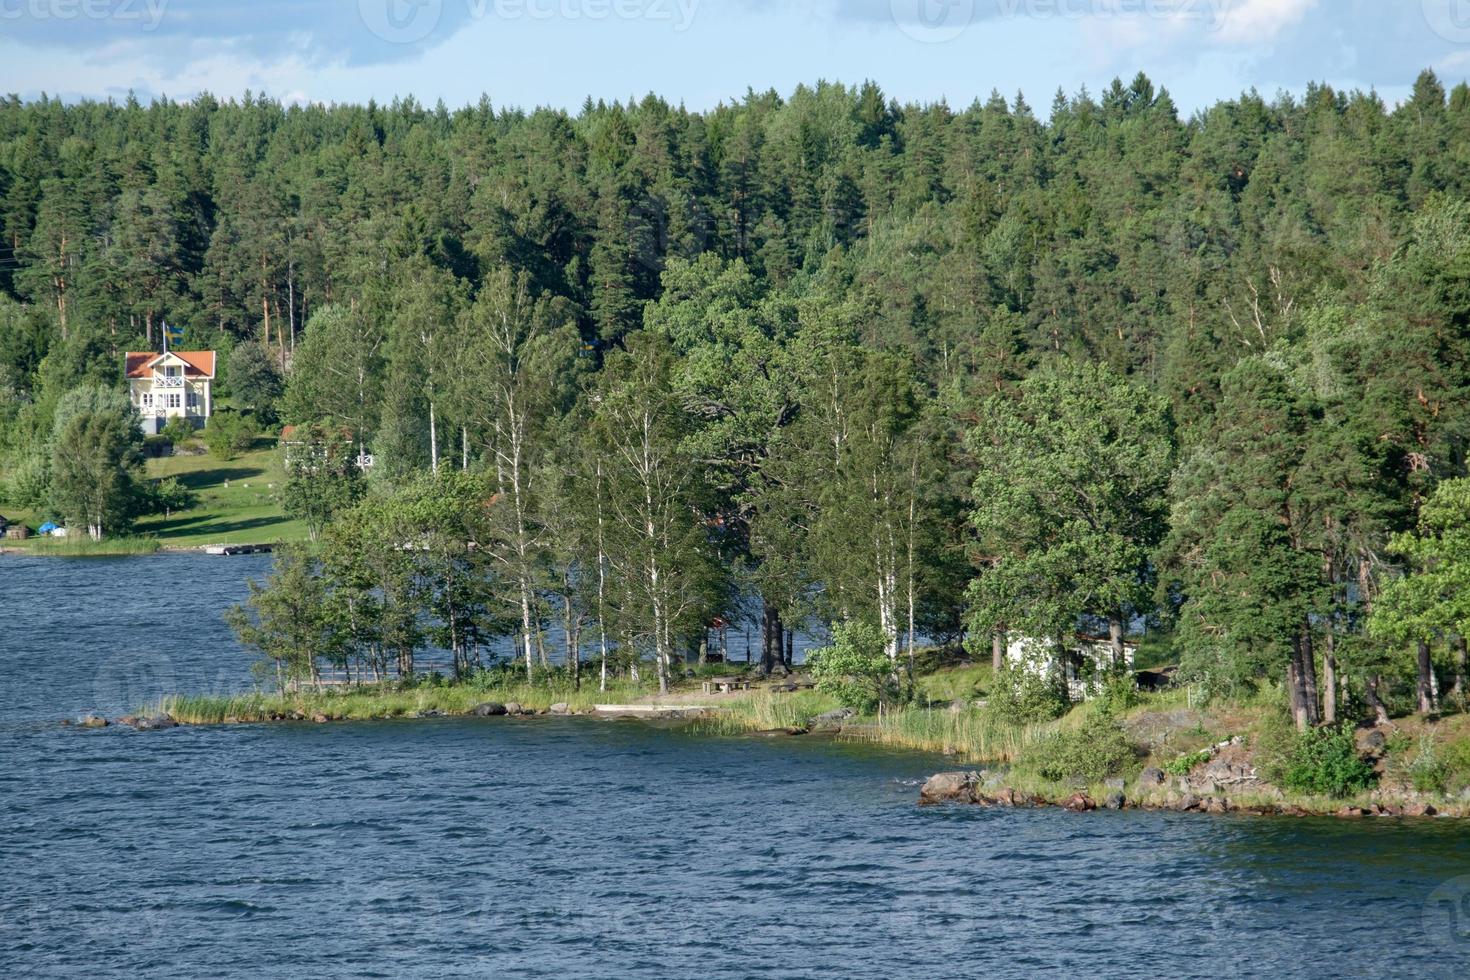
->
[124,350,216,434]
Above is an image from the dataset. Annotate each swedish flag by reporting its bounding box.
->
[163,320,184,351]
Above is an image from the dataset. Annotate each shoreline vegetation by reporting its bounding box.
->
[76,660,1470,820]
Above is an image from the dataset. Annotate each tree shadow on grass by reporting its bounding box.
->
[169,466,266,491]
[140,513,292,538]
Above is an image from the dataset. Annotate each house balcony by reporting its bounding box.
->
[154,375,185,388]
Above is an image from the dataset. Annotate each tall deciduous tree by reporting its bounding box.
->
[49,384,146,540]
[283,304,385,459]
[1370,478,1470,711]
[226,545,344,689]
[967,362,1175,664]
[587,332,721,694]
[455,265,579,681]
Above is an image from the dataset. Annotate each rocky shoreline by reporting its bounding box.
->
[918,766,1457,819]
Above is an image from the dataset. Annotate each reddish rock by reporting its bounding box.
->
[919,772,978,805]
[1062,793,1096,812]
[994,787,1018,807]
[1403,802,1437,817]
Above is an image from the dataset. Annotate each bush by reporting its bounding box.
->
[6,453,51,508]
[145,476,198,518]
[987,664,1069,724]
[160,417,195,447]
[204,411,258,460]
[1440,738,1470,794]
[1020,711,1136,782]
[1260,719,1376,798]
[808,621,901,714]
[1095,669,1142,714]
[1163,748,1213,776]
[1407,733,1449,794]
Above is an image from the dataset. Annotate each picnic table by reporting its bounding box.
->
[701,677,752,695]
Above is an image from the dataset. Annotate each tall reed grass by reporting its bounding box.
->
[16,535,161,556]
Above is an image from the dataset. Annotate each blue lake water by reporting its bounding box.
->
[2,554,1469,977]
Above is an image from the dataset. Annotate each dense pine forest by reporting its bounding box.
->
[4,70,1470,728]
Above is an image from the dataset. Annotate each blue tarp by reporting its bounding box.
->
[37,522,58,533]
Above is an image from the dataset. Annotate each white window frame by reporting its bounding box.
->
[167,393,182,409]
[141,392,153,408]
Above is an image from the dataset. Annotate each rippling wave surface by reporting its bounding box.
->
[3,555,1468,977]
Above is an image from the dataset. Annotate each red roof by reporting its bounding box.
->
[124,351,216,379]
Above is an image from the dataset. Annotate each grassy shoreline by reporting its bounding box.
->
[123,672,1470,819]
[1,536,162,556]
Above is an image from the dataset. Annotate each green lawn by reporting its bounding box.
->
[134,438,307,547]
[2,438,307,551]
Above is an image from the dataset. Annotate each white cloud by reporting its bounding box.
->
[1211,0,1319,44]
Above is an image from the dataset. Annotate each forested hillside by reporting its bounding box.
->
[4,70,1470,720]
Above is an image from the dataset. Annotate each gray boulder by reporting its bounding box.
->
[1139,766,1166,786]
[132,714,177,731]
[471,702,508,717]
[1103,791,1127,810]
[78,714,109,728]
[503,702,524,715]
[548,702,570,715]
[808,707,856,730]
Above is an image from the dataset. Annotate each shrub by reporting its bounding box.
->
[146,476,198,518]
[1020,711,1136,782]
[204,411,258,460]
[1407,733,1449,794]
[1163,748,1213,776]
[6,453,51,507]
[1261,721,1376,798]
[1440,738,1470,793]
[1095,669,1142,714]
[160,417,195,447]
[987,664,1069,724]
[808,621,901,714]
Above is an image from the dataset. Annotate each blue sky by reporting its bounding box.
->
[1,0,1466,113]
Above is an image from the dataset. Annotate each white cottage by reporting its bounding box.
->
[1004,634,1138,701]
[124,350,216,434]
